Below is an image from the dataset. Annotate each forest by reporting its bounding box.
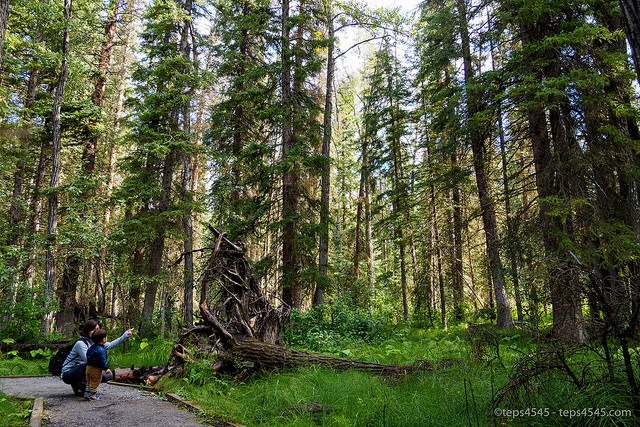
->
[1,0,640,425]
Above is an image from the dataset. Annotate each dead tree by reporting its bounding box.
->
[163,226,432,379]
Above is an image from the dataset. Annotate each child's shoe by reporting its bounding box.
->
[83,392,102,401]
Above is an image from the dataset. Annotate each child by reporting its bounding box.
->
[84,329,111,401]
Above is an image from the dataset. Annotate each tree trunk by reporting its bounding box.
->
[428,148,447,330]
[450,152,464,320]
[98,0,138,323]
[140,148,176,337]
[58,0,121,334]
[5,61,38,309]
[225,338,426,375]
[619,0,640,85]
[184,67,207,327]
[365,173,375,296]
[547,105,588,342]
[457,0,513,328]
[489,9,523,322]
[180,0,195,327]
[498,113,522,321]
[43,0,72,333]
[85,0,120,174]
[23,112,48,287]
[354,151,365,282]
[0,0,9,70]
[517,11,586,340]
[280,0,301,309]
[391,132,408,321]
[314,2,334,307]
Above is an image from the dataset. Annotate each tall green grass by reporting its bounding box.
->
[159,361,507,426]
[108,338,174,368]
[0,393,32,426]
[0,359,48,376]
[156,326,636,426]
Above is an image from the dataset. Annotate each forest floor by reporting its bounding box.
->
[0,376,206,426]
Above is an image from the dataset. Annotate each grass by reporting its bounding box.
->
[0,358,48,376]
[160,362,509,426]
[0,393,33,426]
[157,325,517,426]
[108,338,174,368]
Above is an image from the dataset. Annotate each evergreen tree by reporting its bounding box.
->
[363,40,412,320]
[121,0,200,337]
[207,0,279,244]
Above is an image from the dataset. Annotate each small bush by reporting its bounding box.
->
[0,393,32,426]
[285,299,388,352]
[0,282,54,343]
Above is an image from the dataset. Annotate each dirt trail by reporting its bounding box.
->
[0,376,206,426]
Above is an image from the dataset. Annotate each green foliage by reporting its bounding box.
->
[160,325,639,426]
[0,339,20,360]
[28,348,53,359]
[0,281,54,343]
[158,326,514,426]
[0,357,48,376]
[0,393,32,427]
[108,338,174,368]
[285,299,389,352]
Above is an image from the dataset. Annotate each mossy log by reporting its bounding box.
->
[226,337,429,375]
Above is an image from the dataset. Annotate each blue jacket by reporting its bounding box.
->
[86,343,109,370]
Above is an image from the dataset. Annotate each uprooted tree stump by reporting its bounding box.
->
[147,227,431,383]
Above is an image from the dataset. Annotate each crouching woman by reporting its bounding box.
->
[60,319,133,396]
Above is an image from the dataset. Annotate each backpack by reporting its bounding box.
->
[48,342,76,376]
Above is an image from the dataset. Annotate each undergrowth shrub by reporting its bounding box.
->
[285,299,389,351]
[109,338,174,367]
[0,282,55,343]
[0,392,32,426]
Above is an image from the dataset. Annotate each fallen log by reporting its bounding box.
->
[113,365,165,385]
[226,337,431,375]
[0,340,71,353]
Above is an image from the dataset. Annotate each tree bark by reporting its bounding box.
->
[430,155,446,330]
[457,0,513,328]
[314,3,334,307]
[180,0,195,327]
[23,111,48,288]
[140,148,176,336]
[43,0,72,333]
[450,151,464,320]
[365,172,375,296]
[225,338,425,375]
[57,0,122,334]
[5,59,38,309]
[619,0,640,85]
[97,0,138,323]
[281,0,302,309]
[517,11,586,341]
[0,0,9,70]
[488,9,523,322]
[391,129,408,321]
